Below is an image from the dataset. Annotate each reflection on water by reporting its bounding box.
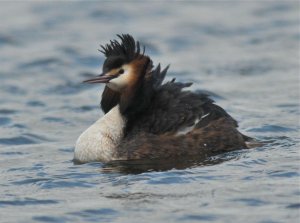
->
[101,153,236,174]
[0,1,299,223]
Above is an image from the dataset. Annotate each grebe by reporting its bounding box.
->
[74,34,252,163]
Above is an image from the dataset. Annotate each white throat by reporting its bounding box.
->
[74,105,126,163]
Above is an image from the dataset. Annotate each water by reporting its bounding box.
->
[0,1,299,223]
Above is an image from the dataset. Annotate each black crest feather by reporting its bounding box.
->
[99,34,143,61]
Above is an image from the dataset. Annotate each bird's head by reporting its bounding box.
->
[84,34,168,116]
[84,34,152,92]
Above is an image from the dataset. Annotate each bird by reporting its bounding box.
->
[74,34,252,164]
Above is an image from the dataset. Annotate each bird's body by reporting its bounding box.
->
[74,34,251,164]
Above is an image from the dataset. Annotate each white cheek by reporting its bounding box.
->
[107,70,130,92]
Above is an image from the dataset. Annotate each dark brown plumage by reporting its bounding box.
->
[84,34,252,162]
[115,118,247,160]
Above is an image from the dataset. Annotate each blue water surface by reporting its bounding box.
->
[0,1,299,223]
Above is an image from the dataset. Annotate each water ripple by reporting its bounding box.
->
[74,208,118,215]
[267,171,299,178]
[32,216,68,223]
[232,198,269,207]
[44,81,90,95]
[12,178,51,186]
[42,117,72,125]
[286,203,300,209]
[0,109,17,114]
[179,214,218,222]
[0,136,36,145]
[248,125,296,133]
[40,180,95,189]
[0,34,17,46]
[0,117,11,126]
[0,198,59,206]
[27,100,46,107]
[0,134,50,145]
[2,85,27,95]
[19,58,63,69]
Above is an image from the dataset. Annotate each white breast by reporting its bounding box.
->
[74,105,126,163]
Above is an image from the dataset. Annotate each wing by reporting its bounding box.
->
[117,117,248,160]
[125,79,237,136]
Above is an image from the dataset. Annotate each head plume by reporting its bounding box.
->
[99,34,145,61]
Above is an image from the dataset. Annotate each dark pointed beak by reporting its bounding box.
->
[83,72,114,84]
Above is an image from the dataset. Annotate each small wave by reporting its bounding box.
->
[231,198,269,207]
[42,117,72,125]
[0,134,51,145]
[205,59,276,76]
[69,208,118,217]
[12,178,51,186]
[248,125,296,133]
[254,3,294,16]
[39,180,94,189]
[0,151,26,156]
[0,117,11,126]
[178,214,217,222]
[0,34,17,46]
[67,105,98,113]
[44,81,91,95]
[286,203,300,209]
[26,100,45,107]
[0,198,58,206]
[18,58,63,69]
[2,85,27,95]
[90,9,129,21]
[68,208,118,222]
[0,136,36,145]
[32,216,68,223]
[0,109,17,114]
[267,170,299,178]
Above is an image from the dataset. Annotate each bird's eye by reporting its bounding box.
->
[119,69,124,74]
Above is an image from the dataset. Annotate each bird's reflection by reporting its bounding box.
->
[100,152,240,174]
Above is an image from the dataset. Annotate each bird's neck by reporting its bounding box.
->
[101,57,153,116]
[74,105,126,163]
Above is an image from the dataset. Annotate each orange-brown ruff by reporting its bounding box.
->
[74,34,252,163]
